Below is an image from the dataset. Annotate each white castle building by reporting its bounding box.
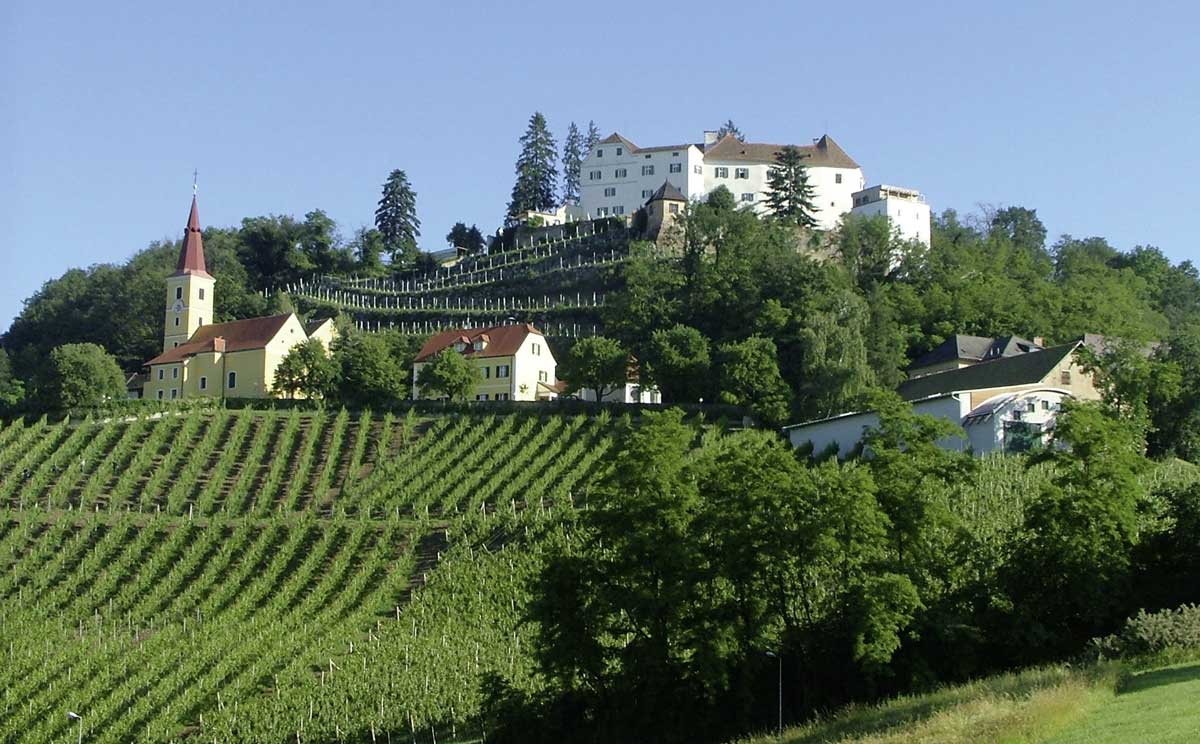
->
[577,129,930,244]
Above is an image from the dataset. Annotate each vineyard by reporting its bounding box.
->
[287,221,634,337]
[0,409,620,743]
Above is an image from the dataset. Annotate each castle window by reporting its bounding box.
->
[641,165,655,176]
[735,167,749,179]
[614,206,625,215]
[616,147,622,156]
[715,167,729,178]
[199,376,207,390]
[642,189,653,199]
[741,193,754,202]
[672,151,679,157]
[589,170,602,180]
[669,203,680,214]
[176,287,183,300]
[615,168,627,178]
[199,288,205,300]
[693,165,702,174]
[604,187,617,197]
[835,173,843,184]
[596,149,603,158]
[669,163,682,173]
[228,371,237,389]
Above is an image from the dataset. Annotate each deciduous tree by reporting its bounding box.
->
[416,348,482,402]
[41,342,126,409]
[560,336,628,401]
[272,338,337,400]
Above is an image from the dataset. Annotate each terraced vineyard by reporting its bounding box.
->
[0,409,618,743]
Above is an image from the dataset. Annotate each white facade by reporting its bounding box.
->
[785,389,1074,458]
[578,132,865,231]
[579,382,662,405]
[850,185,931,246]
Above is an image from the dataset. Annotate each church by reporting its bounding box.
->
[142,194,336,400]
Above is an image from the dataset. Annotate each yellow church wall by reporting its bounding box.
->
[162,274,214,352]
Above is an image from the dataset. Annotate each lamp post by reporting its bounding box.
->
[764,652,782,738]
[67,711,82,744]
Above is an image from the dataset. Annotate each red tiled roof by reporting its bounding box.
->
[145,314,294,366]
[175,195,212,278]
[414,324,542,362]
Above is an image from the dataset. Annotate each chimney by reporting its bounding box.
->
[212,337,226,353]
[703,130,718,148]
[1033,336,1045,348]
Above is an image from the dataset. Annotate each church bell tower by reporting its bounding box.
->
[163,192,215,352]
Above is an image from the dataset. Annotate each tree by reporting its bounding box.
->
[416,348,482,402]
[272,338,337,400]
[989,206,1048,256]
[300,209,349,275]
[765,145,818,227]
[561,121,584,205]
[0,349,25,410]
[560,336,628,401]
[507,112,559,221]
[716,119,744,141]
[347,227,386,275]
[1006,401,1148,659]
[332,331,406,408]
[446,222,486,254]
[716,336,792,424]
[41,343,125,409]
[584,120,600,154]
[237,215,314,290]
[375,169,421,266]
[837,213,900,291]
[646,324,711,403]
[705,185,736,213]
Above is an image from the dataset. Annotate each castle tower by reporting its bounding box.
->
[163,194,215,352]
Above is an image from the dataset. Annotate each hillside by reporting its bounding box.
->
[0,409,620,743]
[289,222,631,338]
[734,658,1200,744]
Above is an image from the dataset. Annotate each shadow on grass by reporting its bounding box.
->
[775,665,1095,744]
[1118,663,1200,696]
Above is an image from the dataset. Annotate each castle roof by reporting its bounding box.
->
[415,323,544,362]
[174,195,212,279]
[146,314,295,366]
[703,133,860,169]
[647,180,687,203]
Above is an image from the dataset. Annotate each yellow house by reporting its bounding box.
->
[143,193,335,400]
[411,324,558,401]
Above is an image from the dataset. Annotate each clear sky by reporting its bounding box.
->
[2,0,1198,333]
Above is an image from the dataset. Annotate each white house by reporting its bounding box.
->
[849,184,932,246]
[578,131,866,231]
[784,342,1102,458]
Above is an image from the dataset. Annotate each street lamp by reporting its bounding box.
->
[67,711,83,744]
[764,652,782,738]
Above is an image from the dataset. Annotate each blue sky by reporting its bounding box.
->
[2,0,1198,333]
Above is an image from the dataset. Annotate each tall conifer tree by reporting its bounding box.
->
[374,169,421,265]
[561,121,584,205]
[506,112,559,222]
[765,145,818,227]
[585,120,600,153]
[716,119,745,141]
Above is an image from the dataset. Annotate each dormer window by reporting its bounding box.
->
[473,340,486,351]
[454,342,467,352]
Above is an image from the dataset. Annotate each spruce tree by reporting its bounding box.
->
[374,169,421,266]
[765,145,818,227]
[716,119,745,141]
[561,121,584,204]
[506,112,559,222]
[585,120,600,154]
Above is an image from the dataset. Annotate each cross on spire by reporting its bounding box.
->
[193,169,198,196]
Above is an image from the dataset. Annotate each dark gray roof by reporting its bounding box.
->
[910,334,1042,371]
[647,180,687,204]
[897,343,1079,401]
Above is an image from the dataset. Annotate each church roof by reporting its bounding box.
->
[646,180,687,204]
[703,133,860,168]
[415,323,544,362]
[146,314,295,366]
[174,195,212,278]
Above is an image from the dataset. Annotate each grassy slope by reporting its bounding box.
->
[737,659,1200,744]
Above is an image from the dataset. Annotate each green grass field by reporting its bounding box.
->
[736,658,1200,744]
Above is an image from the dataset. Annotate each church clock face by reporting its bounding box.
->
[173,300,184,313]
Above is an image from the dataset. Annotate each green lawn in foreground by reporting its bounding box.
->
[1042,662,1200,744]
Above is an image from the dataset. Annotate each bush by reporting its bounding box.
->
[1092,604,1200,659]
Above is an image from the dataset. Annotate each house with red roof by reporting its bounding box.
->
[142,193,334,400]
[412,324,558,401]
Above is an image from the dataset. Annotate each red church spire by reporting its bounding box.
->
[174,190,212,278]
